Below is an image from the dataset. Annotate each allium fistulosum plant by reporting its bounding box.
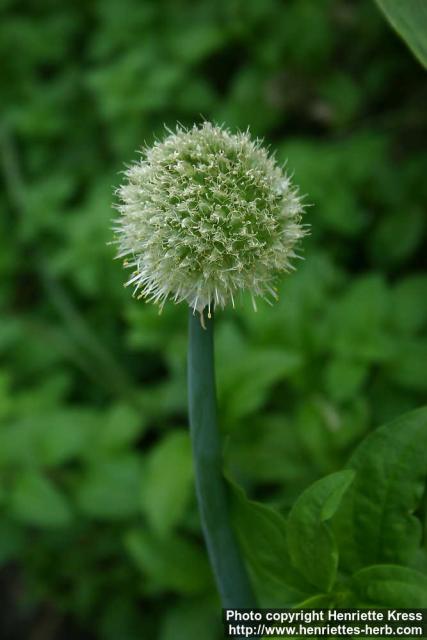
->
[113,122,307,608]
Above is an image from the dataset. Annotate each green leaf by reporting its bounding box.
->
[297,594,335,607]
[96,404,145,451]
[140,431,193,536]
[333,406,427,571]
[11,471,72,527]
[325,358,368,402]
[230,479,313,606]
[351,565,427,606]
[287,470,355,592]
[77,455,143,520]
[216,323,301,423]
[124,529,212,596]
[328,275,393,362]
[375,0,427,68]
[37,411,91,465]
[0,410,94,468]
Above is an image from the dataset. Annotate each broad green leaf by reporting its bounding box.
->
[140,431,193,536]
[124,529,212,596]
[351,565,427,606]
[230,479,313,606]
[375,0,427,68]
[77,455,143,520]
[334,406,427,571]
[10,471,72,527]
[287,470,355,592]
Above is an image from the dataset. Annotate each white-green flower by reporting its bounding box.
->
[114,122,307,315]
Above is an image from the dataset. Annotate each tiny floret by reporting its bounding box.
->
[113,122,308,315]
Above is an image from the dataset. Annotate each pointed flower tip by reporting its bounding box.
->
[113,122,309,313]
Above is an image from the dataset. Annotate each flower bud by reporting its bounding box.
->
[114,123,308,314]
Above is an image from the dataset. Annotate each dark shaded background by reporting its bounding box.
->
[1,0,427,638]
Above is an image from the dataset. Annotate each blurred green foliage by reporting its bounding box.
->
[1,0,426,637]
[230,407,427,608]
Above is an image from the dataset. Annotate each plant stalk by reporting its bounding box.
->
[188,308,257,608]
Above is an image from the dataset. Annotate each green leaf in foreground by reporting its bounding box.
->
[351,565,427,606]
[229,479,312,606]
[375,0,427,68]
[333,406,427,571]
[287,470,355,593]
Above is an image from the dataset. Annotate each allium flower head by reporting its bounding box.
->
[114,122,307,316]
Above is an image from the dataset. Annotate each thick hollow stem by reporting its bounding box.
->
[188,308,257,608]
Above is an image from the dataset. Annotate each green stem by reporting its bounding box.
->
[188,308,257,608]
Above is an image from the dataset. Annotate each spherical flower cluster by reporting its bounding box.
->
[114,122,307,316]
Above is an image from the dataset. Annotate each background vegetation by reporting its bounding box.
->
[1,0,426,638]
